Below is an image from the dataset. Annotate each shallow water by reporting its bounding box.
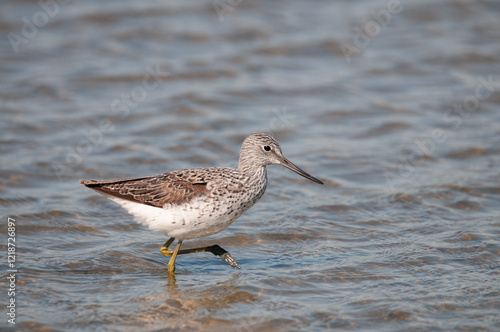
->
[1,0,500,330]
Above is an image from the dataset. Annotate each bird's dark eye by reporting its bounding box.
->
[263,145,271,152]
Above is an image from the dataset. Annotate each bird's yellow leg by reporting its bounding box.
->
[167,240,182,274]
[161,238,239,271]
[160,237,175,257]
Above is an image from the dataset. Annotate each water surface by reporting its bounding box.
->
[1,0,499,330]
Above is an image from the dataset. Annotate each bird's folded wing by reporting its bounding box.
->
[80,175,210,207]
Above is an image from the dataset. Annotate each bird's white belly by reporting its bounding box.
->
[107,196,248,240]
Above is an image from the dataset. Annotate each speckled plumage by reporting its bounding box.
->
[81,166,267,239]
[80,133,323,271]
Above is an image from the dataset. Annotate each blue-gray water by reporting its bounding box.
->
[1,0,499,331]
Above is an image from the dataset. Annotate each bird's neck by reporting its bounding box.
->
[238,155,267,183]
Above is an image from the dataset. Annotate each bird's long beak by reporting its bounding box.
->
[279,157,324,185]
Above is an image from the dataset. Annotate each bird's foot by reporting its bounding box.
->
[161,245,173,257]
[208,245,240,269]
[220,252,241,269]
